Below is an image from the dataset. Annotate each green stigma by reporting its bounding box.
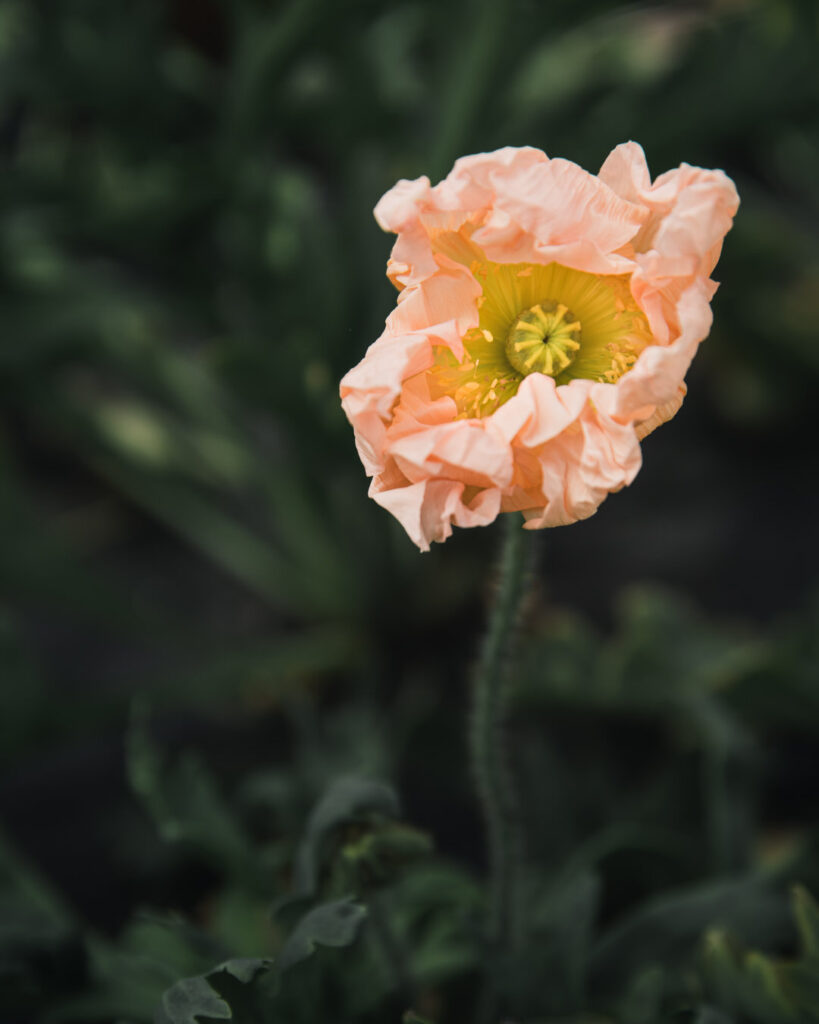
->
[504,301,581,378]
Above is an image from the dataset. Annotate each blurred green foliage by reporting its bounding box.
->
[4,586,819,1021]
[0,0,818,1021]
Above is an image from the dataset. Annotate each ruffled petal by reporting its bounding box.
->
[387,259,481,357]
[491,374,591,448]
[374,176,431,232]
[474,157,647,273]
[371,478,501,551]
[515,391,641,529]
[388,418,513,489]
[600,141,740,286]
[609,281,712,421]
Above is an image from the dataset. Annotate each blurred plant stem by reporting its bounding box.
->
[430,0,505,180]
[367,890,418,1008]
[470,513,534,1021]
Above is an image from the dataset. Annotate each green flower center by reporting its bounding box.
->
[504,302,581,378]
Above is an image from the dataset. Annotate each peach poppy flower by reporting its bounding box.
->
[340,143,738,550]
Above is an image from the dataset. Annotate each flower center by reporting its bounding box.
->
[504,302,581,378]
[425,260,653,419]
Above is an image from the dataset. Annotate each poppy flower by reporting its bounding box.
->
[340,143,738,550]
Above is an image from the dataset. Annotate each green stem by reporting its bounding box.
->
[470,513,534,977]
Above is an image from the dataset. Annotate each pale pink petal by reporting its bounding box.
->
[388,419,513,489]
[371,478,500,551]
[519,402,641,529]
[491,374,591,447]
[386,259,481,357]
[340,331,432,426]
[340,334,432,476]
[374,176,431,231]
[598,141,653,203]
[474,158,647,273]
[634,385,687,440]
[609,281,712,421]
[601,141,739,288]
[435,147,550,210]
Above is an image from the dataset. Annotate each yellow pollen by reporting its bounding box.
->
[425,259,653,419]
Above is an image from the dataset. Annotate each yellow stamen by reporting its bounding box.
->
[505,301,582,378]
[426,259,653,419]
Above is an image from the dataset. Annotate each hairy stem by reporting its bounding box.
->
[470,512,535,1009]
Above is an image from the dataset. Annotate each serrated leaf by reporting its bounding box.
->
[156,975,231,1024]
[276,897,366,973]
[154,959,270,1024]
[217,957,270,985]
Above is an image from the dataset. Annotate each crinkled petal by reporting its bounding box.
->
[609,281,712,421]
[600,141,740,280]
[374,176,431,232]
[389,418,513,489]
[371,478,501,551]
[634,385,687,440]
[387,259,481,357]
[517,397,641,529]
[474,157,647,273]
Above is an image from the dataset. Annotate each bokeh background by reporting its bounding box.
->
[1,0,818,1021]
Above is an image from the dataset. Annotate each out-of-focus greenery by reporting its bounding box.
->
[0,0,818,1021]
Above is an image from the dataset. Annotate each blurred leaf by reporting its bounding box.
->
[590,874,789,993]
[155,958,270,1024]
[126,703,257,884]
[390,862,483,982]
[157,975,231,1024]
[292,775,400,898]
[616,965,665,1024]
[276,896,366,973]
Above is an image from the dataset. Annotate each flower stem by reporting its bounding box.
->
[470,513,534,979]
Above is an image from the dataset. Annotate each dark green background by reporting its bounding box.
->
[1,1,818,1021]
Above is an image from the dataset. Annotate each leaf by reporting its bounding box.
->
[701,931,797,1024]
[590,874,789,992]
[126,702,255,882]
[276,897,367,973]
[387,862,483,983]
[155,959,270,1024]
[697,887,819,1023]
[156,975,231,1024]
[292,776,400,898]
